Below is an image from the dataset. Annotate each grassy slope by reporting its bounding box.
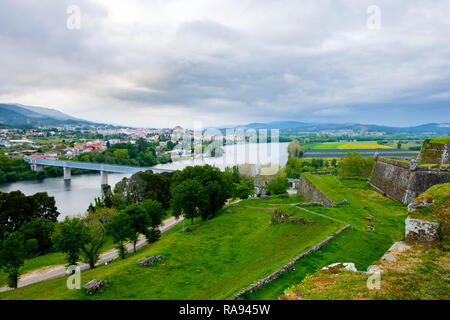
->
[429,137,450,144]
[0,197,342,300]
[242,194,303,207]
[301,173,346,204]
[244,179,407,299]
[281,242,449,300]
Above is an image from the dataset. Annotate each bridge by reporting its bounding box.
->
[27,158,174,185]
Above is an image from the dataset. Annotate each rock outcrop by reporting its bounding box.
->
[84,279,107,295]
[405,218,441,242]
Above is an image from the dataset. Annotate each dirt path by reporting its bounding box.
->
[0,216,183,293]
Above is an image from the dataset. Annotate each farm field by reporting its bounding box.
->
[244,179,407,300]
[304,141,392,150]
[0,195,343,300]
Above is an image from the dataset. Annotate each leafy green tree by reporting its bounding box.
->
[52,217,89,266]
[338,152,374,179]
[80,208,116,268]
[170,165,229,222]
[288,140,304,158]
[232,180,254,199]
[107,212,133,259]
[0,232,28,288]
[121,204,150,252]
[19,218,56,255]
[170,179,205,224]
[266,176,290,195]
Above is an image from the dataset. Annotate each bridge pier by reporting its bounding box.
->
[31,164,44,172]
[63,167,71,181]
[100,171,108,186]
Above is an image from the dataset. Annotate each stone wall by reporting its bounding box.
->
[297,174,335,207]
[369,157,450,204]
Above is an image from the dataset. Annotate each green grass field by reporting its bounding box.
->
[0,196,342,300]
[243,179,407,299]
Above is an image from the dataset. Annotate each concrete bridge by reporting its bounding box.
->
[27,158,173,185]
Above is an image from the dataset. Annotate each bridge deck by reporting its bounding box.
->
[32,158,173,174]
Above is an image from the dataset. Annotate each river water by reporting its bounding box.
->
[0,142,289,219]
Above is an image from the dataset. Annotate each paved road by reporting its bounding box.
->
[0,216,183,293]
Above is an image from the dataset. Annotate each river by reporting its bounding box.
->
[0,142,289,219]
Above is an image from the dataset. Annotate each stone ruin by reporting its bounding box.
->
[84,279,107,295]
[270,208,313,225]
[138,255,162,266]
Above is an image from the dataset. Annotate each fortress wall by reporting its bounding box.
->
[368,158,410,203]
[298,175,335,207]
[369,157,450,204]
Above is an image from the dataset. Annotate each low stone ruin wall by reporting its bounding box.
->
[297,175,335,207]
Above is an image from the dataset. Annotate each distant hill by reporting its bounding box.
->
[0,103,105,128]
[229,121,450,134]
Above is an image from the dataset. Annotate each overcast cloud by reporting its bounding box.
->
[0,0,449,127]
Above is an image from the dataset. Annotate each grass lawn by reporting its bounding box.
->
[243,179,407,299]
[242,194,303,207]
[0,197,342,300]
[301,173,346,204]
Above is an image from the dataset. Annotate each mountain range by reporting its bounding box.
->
[0,103,104,128]
[231,121,450,134]
[1,103,449,134]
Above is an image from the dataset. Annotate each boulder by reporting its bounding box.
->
[405,218,440,242]
[381,253,397,262]
[84,279,107,295]
[180,227,190,233]
[388,241,410,253]
[337,199,348,205]
[407,201,434,212]
[278,194,289,198]
[365,216,374,221]
[321,262,357,273]
[226,209,233,214]
[260,195,270,199]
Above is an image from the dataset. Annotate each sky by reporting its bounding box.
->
[0,0,449,128]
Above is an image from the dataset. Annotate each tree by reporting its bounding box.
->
[170,165,229,222]
[170,179,205,224]
[107,212,133,259]
[288,140,304,158]
[338,152,374,179]
[80,208,116,268]
[122,204,150,252]
[19,218,56,256]
[52,217,89,266]
[266,176,290,195]
[232,179,254,199]
[141,199,165,243]
[0,232,28,288]
[0,191,59,240]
